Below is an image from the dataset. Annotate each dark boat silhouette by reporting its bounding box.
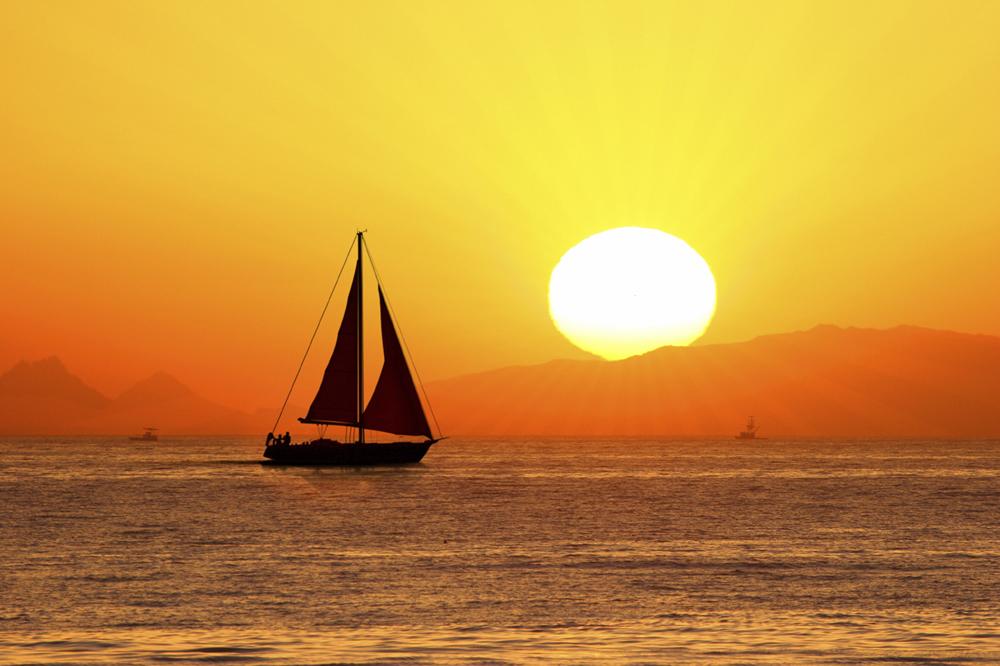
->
[130,426,159,442]
[735,416,765,440]
[263,231,442,465]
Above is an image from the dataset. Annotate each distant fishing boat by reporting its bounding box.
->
[263,231,442,465]
[736,416,763,440]
[130,427,159,442]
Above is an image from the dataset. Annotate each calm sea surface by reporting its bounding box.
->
[1,437,998,665]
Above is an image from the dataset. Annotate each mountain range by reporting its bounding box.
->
[426,325,1000,438]
[3,325,1000,437]
[0,358,260,435]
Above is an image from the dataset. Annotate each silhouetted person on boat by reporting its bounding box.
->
[283,432,291,446]
[266,432,274,446]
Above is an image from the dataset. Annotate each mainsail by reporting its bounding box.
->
[362,286,433,439]
[301,261,360,425]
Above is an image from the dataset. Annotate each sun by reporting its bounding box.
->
[548,227,717,360]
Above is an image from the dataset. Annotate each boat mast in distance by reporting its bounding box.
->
[736,416,761,440]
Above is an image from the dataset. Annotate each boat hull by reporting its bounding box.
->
[262,439,434,466]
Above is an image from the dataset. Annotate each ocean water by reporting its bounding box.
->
[0,437,998,665]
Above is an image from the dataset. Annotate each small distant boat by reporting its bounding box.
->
[736,416,764,440]
[130,427,159,442]
[263,231,442,466]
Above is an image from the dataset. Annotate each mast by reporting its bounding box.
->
[357,231,365,445]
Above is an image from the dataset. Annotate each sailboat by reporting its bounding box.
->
[263,231,442,465]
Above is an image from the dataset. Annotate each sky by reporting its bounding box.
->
[2,1,1000,411]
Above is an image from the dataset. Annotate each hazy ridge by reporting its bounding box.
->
[3,325,1000,437]
[426,325,1000,437]
[0,358,261,435]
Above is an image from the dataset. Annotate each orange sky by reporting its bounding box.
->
[2,1,1000,411]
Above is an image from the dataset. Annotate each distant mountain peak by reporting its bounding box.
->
[0,355,105,397]
[0,356,109,421]
[0,358,257,435]
[5,355,69,376]
[116,372,195,403]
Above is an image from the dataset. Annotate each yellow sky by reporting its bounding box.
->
[2,1,999,409]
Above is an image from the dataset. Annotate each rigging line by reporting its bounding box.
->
[362,237,444,439]
[270,237,357,435]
